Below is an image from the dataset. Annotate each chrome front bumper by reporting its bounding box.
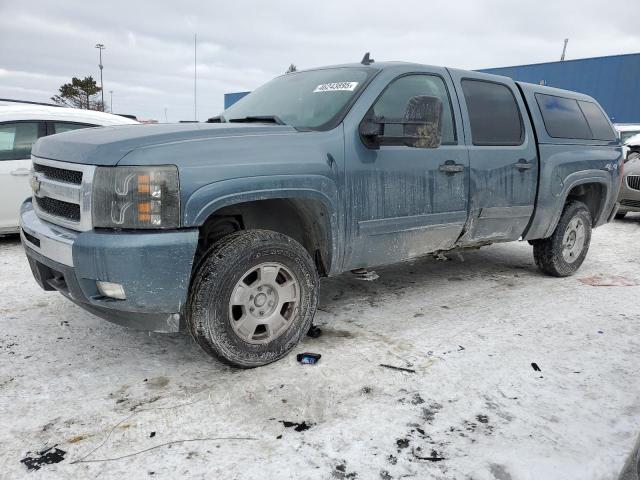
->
[19,200,77,266]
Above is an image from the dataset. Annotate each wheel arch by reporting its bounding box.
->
[184,177,340,276]
[547,174,609,237]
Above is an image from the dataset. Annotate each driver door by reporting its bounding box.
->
[344,72,469,269]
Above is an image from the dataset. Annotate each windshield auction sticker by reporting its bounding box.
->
[313,82,358,93]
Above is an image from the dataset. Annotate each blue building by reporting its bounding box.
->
[478,53,640,123]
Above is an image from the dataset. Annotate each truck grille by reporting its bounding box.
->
[626,175,640,191]
[31,158,95,231]
[35,197,81,221]
[33,163,83,185]
[621,199,640,209]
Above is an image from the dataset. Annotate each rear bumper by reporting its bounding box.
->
[20,199,199,333]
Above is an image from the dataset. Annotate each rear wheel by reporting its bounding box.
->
[532,201,592,277]
[187,230,319,368]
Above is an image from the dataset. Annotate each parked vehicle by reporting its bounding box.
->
[615,123,640,160]
[616,132,640,218]
[615,124,640,143]
[0,105,137,233]
[20,60,622,367]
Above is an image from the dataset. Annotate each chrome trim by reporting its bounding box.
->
[30,157,95,231]
[20,202,76,267]
[34,177,82,203]
[626,175,640,191]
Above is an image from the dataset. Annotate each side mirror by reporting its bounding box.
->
[358,116,384,148]
[402,95,443,148]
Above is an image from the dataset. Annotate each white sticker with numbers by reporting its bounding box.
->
[313,82,358,93]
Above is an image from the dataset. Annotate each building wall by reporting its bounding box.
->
[224,91,250,109]
[478,53,640,123]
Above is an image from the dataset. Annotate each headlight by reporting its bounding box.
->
[92,165,180,229]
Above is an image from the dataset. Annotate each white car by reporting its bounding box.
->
[0,105,138,233]
[614,123,640,160]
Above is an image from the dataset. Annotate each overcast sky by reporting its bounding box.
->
[1,0,638,122]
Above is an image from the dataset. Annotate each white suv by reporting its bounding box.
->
[0,104,137,233]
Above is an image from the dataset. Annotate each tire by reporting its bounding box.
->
[187,229,319,368]
[615,211,627,220]
[532,201,592,277]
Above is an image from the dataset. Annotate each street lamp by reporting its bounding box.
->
[109,90,113,113]
[95,43,105,111]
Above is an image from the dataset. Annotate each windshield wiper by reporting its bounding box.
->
[228,115,286,125]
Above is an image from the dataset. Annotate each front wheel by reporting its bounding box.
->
[532,201,592,277]
[187,230,319,368]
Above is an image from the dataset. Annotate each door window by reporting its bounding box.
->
[53,122,95,134]
[0,122,41,160]
[461,79,524,146]
[372,74,457,145]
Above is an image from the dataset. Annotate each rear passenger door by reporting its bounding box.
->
[448,70,538,243]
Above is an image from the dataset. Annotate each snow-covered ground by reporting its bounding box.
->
[1,216,639,479]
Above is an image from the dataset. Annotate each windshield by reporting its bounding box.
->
[222,67,376,130]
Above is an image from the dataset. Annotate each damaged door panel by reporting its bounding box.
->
[447,71,539,244]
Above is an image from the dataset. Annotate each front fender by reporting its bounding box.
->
[184,174,338,225]
[183,174,341,272]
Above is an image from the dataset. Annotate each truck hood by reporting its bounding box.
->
[31,123,298,166]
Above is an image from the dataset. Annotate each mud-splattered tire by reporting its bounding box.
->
[532,201,592,277]
[187,230,319,368]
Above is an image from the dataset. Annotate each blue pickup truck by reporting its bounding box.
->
[20,58,622,367]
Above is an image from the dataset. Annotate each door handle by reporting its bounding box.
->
[10,168,31,176]
[514,160,532,171]
[438,162,464,174]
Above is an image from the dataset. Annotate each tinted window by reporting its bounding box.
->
[53,122,94,134]
[535,94,591,139]
[0,122,40,161]
[372,74,457,145]
[461,79,523,146]
[578,101,615,141]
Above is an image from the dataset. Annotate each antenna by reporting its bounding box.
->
[560,38,569,61]
[361,52,374,65]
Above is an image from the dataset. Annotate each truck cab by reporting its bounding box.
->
[19,60,622,367]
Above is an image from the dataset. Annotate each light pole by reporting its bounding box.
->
[109,90,113,112]
[95,43,105,111]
